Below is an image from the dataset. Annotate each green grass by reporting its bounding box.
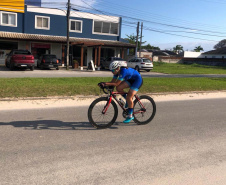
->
[0,77,226,98]
[152,62,226,74]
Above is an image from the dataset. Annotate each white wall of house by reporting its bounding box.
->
[136,51,153,58]
[153,56,159,62]
[184,51,203,58]
[27,5,120,23]
[202,54,226,58]
[18,41,27,49]
[115,48,120,57]
[51,43,62,59]
[87,47,93,66]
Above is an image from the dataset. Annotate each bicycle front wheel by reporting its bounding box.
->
[88,97,118,129]
[133,95,156,125]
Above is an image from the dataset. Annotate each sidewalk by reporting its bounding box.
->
[0,91,225,111]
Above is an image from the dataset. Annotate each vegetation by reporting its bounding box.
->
[193,46,204,52]
[152,62,226,74]
[0,77,226,98]
[173,45,184,54]
[125,34,160,54]
[214,39,226,49]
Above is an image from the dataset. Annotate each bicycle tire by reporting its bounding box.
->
[133,95,156,125]
[88,97,118,129]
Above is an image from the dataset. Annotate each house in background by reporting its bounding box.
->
[0,0,135,68]
[137,49,178,63]
[180,49,226,66]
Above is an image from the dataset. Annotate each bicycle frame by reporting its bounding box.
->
[102,90,146,115]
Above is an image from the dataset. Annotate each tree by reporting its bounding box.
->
[194,46,204,52]
[125,34,146,55]
[141,44,160,50]
[173,45,183,54]
[214,39,226,49]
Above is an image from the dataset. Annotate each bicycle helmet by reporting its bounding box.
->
[109,61,120,70]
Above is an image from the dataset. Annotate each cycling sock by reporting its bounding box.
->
[128,108,133,118]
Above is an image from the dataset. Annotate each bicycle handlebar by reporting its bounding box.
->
[98,83,114,94]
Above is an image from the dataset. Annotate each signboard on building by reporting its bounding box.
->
[0,0,25,13]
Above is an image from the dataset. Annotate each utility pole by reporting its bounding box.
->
[139,22,143,57]
[135,22,140,57]
[66,0,71,70]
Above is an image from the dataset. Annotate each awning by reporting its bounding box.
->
[0,31,135,48]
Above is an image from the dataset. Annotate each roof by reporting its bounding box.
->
[0,32,135,48]
[152,50,177,56]
[138,49,177,56]
[203,47,226,55]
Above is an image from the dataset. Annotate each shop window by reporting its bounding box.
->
[1,11,17,27]
[35,15,50,30]
[70,20,82,32]
[31,43,50,59]
[93,21,118,35]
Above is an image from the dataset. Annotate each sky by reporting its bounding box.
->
[42,0,226,52]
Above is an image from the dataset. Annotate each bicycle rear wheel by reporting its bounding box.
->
[133,95,156,125]
[88,97,118,129]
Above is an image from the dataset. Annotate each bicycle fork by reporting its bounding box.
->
[102,96,113,114]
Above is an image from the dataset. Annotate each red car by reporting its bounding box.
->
[5,49,35,71]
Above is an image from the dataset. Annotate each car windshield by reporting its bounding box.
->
[43,55,57,59]
[143,58,152,63]
[114,58,123,61]
[14,50,31,55]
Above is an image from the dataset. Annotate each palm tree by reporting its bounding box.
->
[194,46,204,52]
[173,45,183,54]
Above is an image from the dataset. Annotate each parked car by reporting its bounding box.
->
[127,57,153,72]
[5,49,35,71]
[37,54,60,70]
[100,57,125,69]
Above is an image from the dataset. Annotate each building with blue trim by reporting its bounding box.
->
[0,4,135,67]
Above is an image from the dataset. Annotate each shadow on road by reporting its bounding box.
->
[0,120,120,130]
[0,120,94,130]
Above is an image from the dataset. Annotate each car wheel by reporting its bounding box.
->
[56,67,59,70]
[30,65,34,71]
[135,66,140,72]
[146,70,150,72]
[6,62,9,68]
[9,63,14,71]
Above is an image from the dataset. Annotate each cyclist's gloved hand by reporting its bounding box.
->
[98,82,106,88]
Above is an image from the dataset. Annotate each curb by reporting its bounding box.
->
[0,90,226,102]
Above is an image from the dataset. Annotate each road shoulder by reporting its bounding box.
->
[0,91,225,111]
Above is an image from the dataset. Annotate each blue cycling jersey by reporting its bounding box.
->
[113,68,143,91]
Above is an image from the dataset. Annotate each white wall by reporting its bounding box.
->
[87,47,93,66]
[51,43,62,59]
[202,54,226,58]
[184,51,203,58]
[136,51,153,58]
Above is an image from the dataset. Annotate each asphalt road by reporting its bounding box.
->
[1,65,226,78]
[0,98,226,184]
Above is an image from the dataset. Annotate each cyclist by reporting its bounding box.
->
[100,60,143,123]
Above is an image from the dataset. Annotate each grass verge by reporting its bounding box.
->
[0,77,226,98]
[152,62,226,74]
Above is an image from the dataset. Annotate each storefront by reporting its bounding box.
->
[0,40,18,65]
[31,43,51,59]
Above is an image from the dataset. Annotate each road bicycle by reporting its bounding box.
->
[88,84,156,129]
